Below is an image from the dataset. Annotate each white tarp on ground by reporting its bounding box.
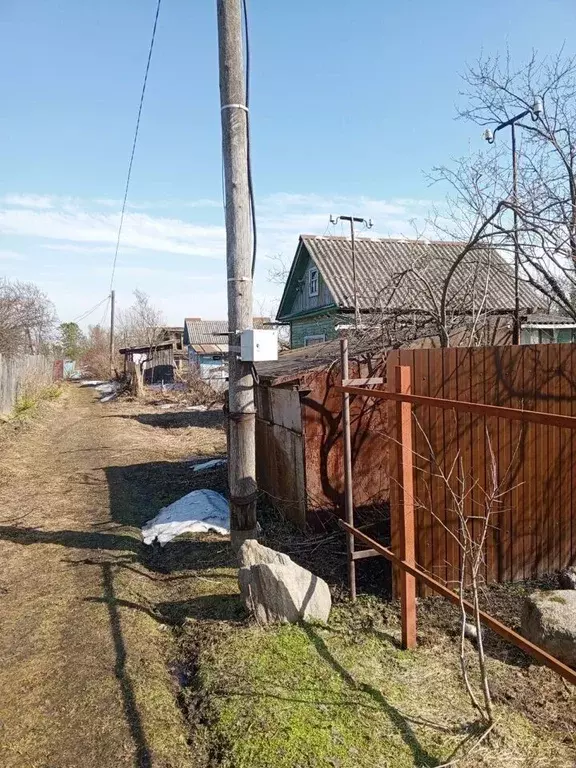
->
[192,458,227,472]
[141,489,229,545]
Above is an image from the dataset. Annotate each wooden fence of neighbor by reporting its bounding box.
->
[0,354,54,414]
[383,344,576,591]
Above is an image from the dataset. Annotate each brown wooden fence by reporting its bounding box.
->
[386,344,576,588]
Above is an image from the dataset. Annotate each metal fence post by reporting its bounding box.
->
[395,365,417,649]
[341,338,356,600]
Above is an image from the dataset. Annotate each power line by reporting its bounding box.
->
[241,0,257,278]
[72,296,111,324]
[109,0,163,292]
[97,297,111,329]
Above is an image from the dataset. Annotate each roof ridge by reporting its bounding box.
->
[301,234,489,247]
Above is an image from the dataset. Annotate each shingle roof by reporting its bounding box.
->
[278,235,544,319]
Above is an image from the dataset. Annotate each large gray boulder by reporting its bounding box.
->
[238,540,331,624]
[522,590,576,668]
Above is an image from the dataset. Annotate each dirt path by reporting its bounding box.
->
[0,384,229,768]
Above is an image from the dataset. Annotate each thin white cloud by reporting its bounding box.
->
[0,208,226,259]
[0,249,26,261]
[1,194,55,209]
[41,243,115,254]
[0,191,438,324]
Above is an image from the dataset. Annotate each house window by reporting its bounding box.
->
[309,267,319,297]
[304,334,326,346]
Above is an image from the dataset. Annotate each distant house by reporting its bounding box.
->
[276,235,545,348]
[183,319,229,388]
[157,326,185,352]
[119,341,176,384]
[520,313,576,344]
[183,317,273,389]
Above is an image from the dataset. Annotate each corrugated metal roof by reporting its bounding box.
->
[279,235,543,319]
[184,320,229,345]
[522,313,576,326]
[184,318,271,346]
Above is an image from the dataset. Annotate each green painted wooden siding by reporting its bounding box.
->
[283,251,334,317]
[290,313,338,348]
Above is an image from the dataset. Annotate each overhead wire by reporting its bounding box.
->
[109,0,163,293]
[241,0,257,278]
[97,297,111,329]
[72,296,111,324]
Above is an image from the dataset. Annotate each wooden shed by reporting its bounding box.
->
[255,339,389,529]
[119,341,176,384]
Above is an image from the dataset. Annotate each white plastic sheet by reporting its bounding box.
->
[192,458,227,473]
[141,489,229,545]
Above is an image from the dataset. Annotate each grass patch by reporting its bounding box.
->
[13,394,37,416]
[12,383,62,419]
[187,598,574,768]
[549,595,567,604]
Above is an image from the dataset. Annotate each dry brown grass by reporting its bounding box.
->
[1,384,573,768]
[0,383,231,768]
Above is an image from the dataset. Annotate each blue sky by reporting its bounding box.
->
[0,0,574,327]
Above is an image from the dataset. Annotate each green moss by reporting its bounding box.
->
[549,595,567,605]
[190,599,575,768]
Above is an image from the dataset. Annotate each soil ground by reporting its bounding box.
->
[0,383,229,768]
[0,384,574,768]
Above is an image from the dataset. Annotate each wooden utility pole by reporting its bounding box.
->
[216,0,257,548]
[109,289,115,377]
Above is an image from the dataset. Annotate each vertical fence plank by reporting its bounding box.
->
[395,365,417,650]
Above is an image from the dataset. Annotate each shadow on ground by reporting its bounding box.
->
[109,411,225,430]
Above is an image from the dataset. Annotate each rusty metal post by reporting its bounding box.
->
[395,365,417,649]
[341,338,356,600]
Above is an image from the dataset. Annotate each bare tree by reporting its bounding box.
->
[81,325,110,378]
[115,289,165,349]
[433,49,576,320]
[0,278,57,356]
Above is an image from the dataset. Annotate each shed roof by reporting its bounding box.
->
[118,340,175,355]
[184,317,272,346]
[277,235,544,320]
[521,313,576,327]
[189,343,229,354]
[184,320,229,346]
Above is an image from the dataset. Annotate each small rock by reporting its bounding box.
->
[559,567,576,590]
[238,540,331,624]
[464,622,481,642]
[522,590,576,668]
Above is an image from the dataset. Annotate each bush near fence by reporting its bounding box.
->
[0,354,55,415]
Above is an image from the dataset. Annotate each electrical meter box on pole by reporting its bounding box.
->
[240,329,278,362]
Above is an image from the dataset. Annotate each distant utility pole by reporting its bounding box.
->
[330,215,373,328]
[109,289,115,377]
[216,0,257,548]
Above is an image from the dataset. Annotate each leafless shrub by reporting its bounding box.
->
[414,419,522,728]
[0,278,57,356]
[81,325,110,378]
[116,289,165,349]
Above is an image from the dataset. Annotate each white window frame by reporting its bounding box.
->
[304,334,326,346]
[308,267,319,297]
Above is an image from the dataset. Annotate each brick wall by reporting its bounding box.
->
[290,313,338,348]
